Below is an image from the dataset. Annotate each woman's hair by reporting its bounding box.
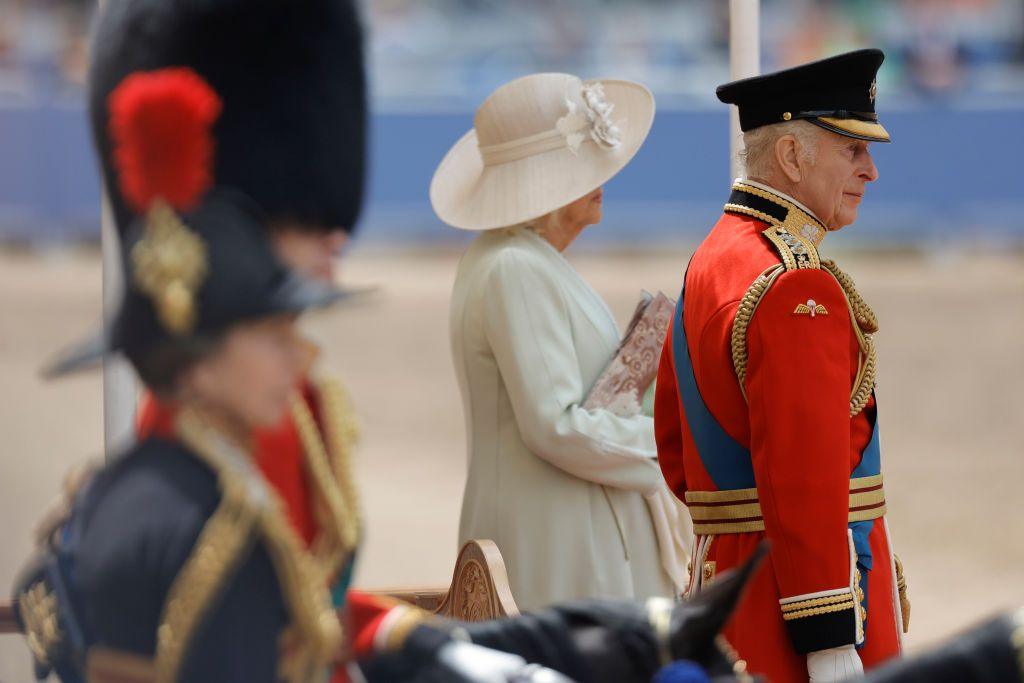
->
[127,334,225,398]
[740,120,820,180]
[521,206,565,237]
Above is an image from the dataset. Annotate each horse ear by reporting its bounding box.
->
[669,541,770,661]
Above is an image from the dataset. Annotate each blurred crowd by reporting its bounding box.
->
[366,0,1024,106]
[0,0,1022,107]
[0,0,89,99]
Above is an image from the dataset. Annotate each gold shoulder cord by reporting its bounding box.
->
[731,264,785,400]
[730,222,815,399]
[820,259,879,416]
[159,411,342,683]
[729,233,879,416]
[290,377,362,580]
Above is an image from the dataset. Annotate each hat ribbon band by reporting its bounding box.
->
[478,127,578,167]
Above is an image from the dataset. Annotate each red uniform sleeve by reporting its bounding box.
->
[344,591,432,660]
[744,268,860,654]
[654,326,687,501]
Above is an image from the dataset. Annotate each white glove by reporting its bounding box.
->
[806,645,864,682]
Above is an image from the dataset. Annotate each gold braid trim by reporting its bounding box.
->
[291,377,361,582]
[782,600,857,621]
[820,260,878,334]
[383,605,433,653]
[895,554,911,633]
[1011,607,1024,678]
[257,494,343,681]
[19,582,62,669]
[820,259,879,417]
[320,379,362,554]
[731,265,785,399]
[715,635,754,682]
[730,181,828,248]
[171,410,342,683]
[854,565,867,629]
[781,593,855,613]
[760,226,821,270]
[154,458,259,683]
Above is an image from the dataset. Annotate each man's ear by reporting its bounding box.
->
[774,134,802,184]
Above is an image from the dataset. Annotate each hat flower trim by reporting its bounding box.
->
[108,68,223,335]
[555,81,623,155]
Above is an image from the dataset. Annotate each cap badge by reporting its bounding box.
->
[132,201,209,335]
[869,79,877,104]
[794,298,828,318]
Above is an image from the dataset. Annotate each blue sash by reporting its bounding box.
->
[671,278,881,571]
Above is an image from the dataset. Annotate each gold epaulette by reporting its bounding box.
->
[761,225,821,271]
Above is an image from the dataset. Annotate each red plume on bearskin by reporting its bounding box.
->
[108,68,222,213]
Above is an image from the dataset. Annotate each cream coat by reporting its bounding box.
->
[450,226,682,611]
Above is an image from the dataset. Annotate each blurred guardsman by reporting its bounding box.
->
[85,1,378,679]
[13,1,402,681]
[14,63,352,681]
[654,49,911,682]
[87,0,367,615]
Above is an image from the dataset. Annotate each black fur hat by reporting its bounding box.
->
[89,0,367,235]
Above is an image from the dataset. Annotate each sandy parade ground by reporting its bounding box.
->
[0,242,1022,682]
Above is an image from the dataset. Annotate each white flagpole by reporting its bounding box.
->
[728,0,761,180]
[101,194,136,457]
[96,0,136,459]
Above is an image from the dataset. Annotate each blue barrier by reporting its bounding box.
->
[1,102,1021,244]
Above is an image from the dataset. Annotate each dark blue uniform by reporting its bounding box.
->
[74,438,288,682]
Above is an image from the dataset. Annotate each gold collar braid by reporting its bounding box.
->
[158,409,343,683]
[725,180,828,247]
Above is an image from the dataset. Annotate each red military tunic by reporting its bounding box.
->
[655,180,907,682]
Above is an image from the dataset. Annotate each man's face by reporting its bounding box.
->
[270,224,349,283]
[798,132,879,231]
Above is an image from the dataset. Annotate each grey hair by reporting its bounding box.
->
[522,206,565,237]
[740,120,821,180]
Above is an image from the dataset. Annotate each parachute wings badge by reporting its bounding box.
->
[793,298,828,318]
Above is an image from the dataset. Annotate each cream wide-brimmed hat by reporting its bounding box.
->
[430,73,655,231]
